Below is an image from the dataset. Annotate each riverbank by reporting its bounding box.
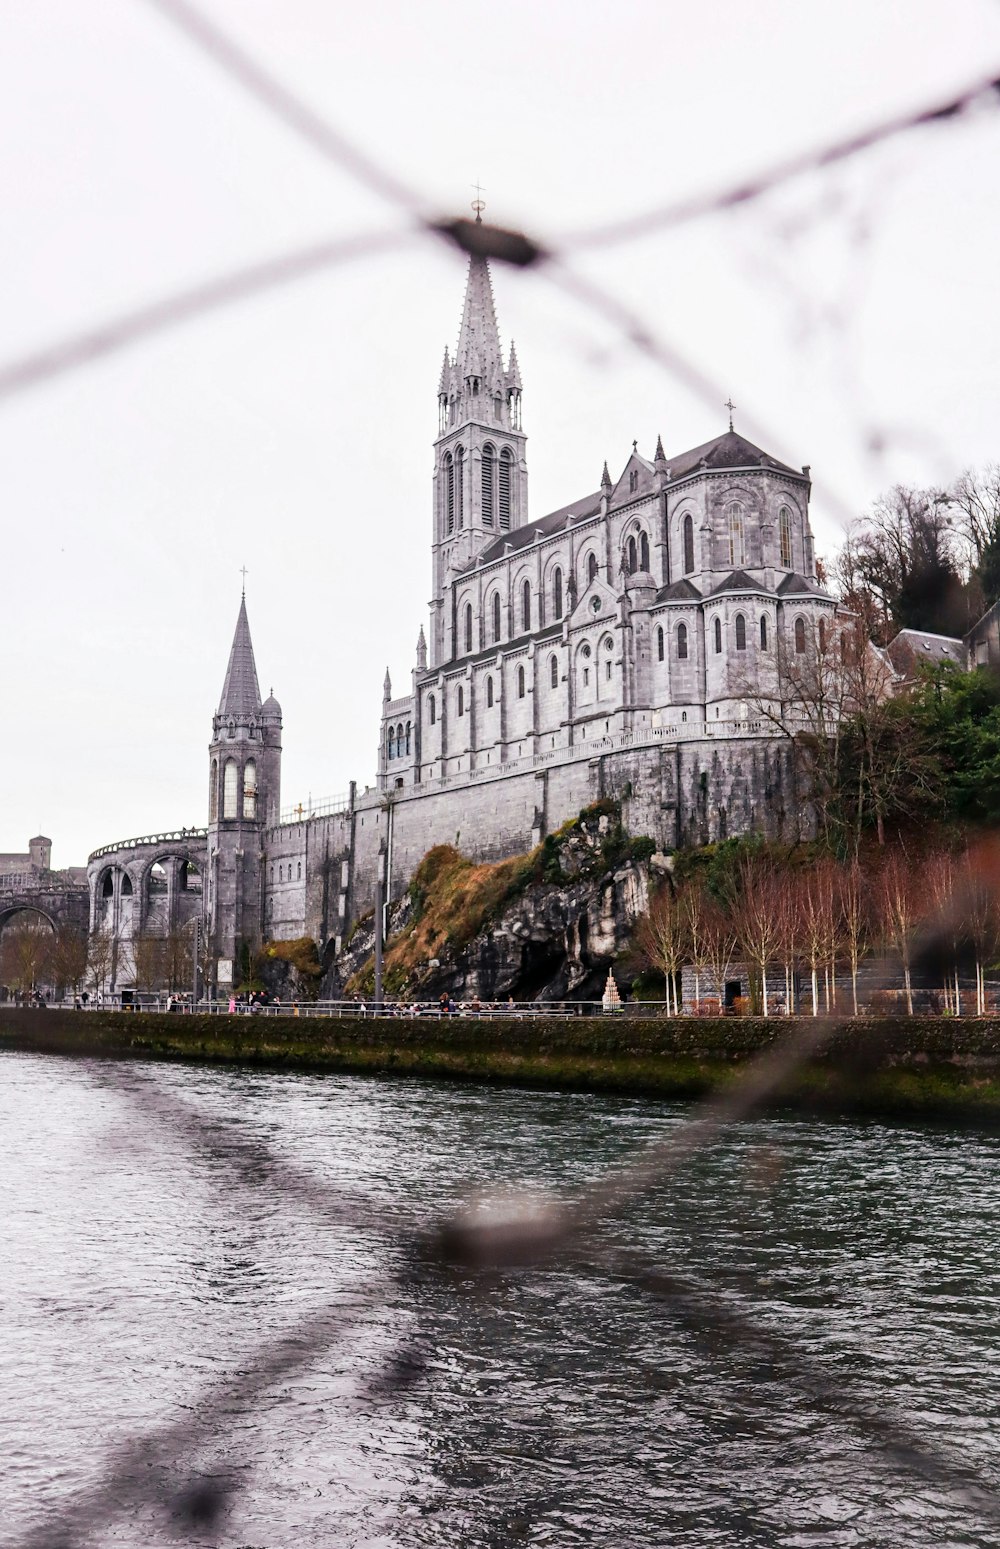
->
[4,1008,1000,1120]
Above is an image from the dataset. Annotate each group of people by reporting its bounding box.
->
[225,990,301,1016]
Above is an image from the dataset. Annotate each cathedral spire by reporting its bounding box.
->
[218,594,262,717]
[455,256,505,385]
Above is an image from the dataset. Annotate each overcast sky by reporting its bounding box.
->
[3,0,1000,870]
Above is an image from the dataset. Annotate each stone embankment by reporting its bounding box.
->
[5,1009,1000,1121]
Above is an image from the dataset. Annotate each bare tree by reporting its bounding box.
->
[701,897,740,1014]
[725,853,783,1016]
[680,880,711,1010]
[636,885,688,1013]
[875,850,923,1014]
[0,912,55,997]
[87,930,115,999]
[838,858,871,1017]
[48,925,89,1000]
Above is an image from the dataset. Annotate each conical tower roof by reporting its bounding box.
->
[218,595,262,716]
[455,256,504,384]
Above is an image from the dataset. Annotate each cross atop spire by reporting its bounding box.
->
[471,179,486,223]
[218,594,261,717]
[239,564,248,596]
[725,397,735,432]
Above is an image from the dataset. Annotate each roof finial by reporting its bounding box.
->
[239,564,248,597]
[632,438,638,453]
[725,397,735,432]
[472,179,486,224]
[601,459,612,490]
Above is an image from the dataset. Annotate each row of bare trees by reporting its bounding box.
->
[0,917,200,1001]
[635,844,1000,1016]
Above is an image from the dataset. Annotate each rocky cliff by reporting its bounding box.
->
[330,801,663,1003]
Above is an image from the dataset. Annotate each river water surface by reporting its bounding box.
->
[3,1051,1000,1548]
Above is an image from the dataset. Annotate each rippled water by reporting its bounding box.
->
[3,1051,1000,1548]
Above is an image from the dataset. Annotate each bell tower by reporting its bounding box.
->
[206,592,282,975]
[430,223,527,665]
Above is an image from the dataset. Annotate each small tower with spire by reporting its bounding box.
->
[430,201,529,663]
[206,591,282,972]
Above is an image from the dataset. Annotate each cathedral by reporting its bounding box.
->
[87,249,839,988]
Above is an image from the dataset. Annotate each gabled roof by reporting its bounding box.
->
[776,571,831,598]
[664,428,801,480]
[656,577,702,603]
[461,490,602,571]
[218,596,261,717]
[610,450,656,503]
[709,569,775,598]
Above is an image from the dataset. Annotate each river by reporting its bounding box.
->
[2,1050,999,1548]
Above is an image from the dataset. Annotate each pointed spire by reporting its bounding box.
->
[438,346,450,396]
[383,667,392,702]
[654,433,666,468]
[601,459,612,490]
[455,256,504,385]
[507,340,522,390]
[416,625,427,671]
[218,595,262,717]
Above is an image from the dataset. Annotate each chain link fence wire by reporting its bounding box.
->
[5,1,1000,1540]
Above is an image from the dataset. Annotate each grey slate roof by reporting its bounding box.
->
[708,568,775,598]
[462,490,603,570]
[664,428,801,480]
[776,571,831,598]
[218,596,262,716]
[656,577,702,603]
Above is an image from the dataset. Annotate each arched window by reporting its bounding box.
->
[735,614,747,652]
[714,617,722,654]
[223,759,238,819]
[677,622,689,659]
[465,603,473,654]
[794,617,806,654]
[279,865,283,883]
[397,722,404,755]
[445,453,454,535]
[297,862,302,880]
[209,758,218,821]
[429,694,436,726]
[270,865,274,884]
[841,631,853,665]
[499,449,512,530]
[405,721,412,754]
[760,615,769,650]
[457,685,464,717]
[492,591,501,643]
[554,567,563,620]
[818,617,828,653]
[683,513,695,575]
[779,505,793,569]
[657,626,664,661]
[486,675,494,708]
[243,759,257,818]
[639,532,650,571]
[455,446,465,528]
[482,444,495,527]
[517,665,526,698]
[550,654,559,688]
[627,535,637,574]
[588,552,598,584]
[727,501,745,568]
[387,726,395,759]
[522,580,531,632]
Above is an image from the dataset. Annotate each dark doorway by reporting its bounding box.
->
[724,979,741,1010]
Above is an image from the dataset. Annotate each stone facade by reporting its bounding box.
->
[87,249,842,988]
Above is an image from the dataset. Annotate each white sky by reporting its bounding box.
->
[2,0,1000,869]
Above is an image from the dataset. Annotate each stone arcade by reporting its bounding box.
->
[87,249,841,987]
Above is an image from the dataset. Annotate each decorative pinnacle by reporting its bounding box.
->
[601,460,612,490]
[654,433,666,464]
